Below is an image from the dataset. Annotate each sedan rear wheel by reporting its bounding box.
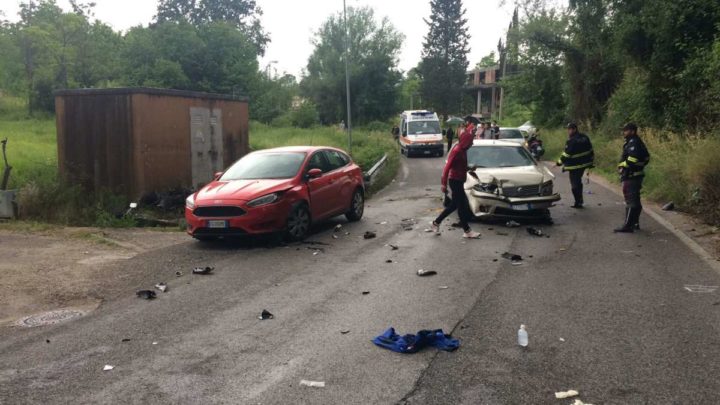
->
[286,203,311,241]
[345,188,364,222]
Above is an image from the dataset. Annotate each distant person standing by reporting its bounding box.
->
[339,120,346,131]
[614,123,650,233]
[557,123,594,208]
[475,122,486,139]
[492,121,500,137]
[391,124,400,140]
[484,122,494,139]
[446,126,455,154]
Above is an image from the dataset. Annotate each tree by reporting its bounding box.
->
[399,68,422,110]
[251,73,298,124]
[475,51,497,69]
[13,0,121,112]
[155,0,268,55]
[301,7,404,125]
[419,0,470,117]
[122,21,259,96]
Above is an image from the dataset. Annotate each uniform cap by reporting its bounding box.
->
[566,122,578,129]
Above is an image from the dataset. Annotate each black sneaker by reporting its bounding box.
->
[571,203,584,209]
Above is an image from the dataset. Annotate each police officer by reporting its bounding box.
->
[557,123,594,208]
[614,123,650,233]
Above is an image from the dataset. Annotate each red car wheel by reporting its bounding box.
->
[285,203,311,241]
[345,188,364,222]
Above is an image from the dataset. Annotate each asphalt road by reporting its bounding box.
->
[2,152,720,405]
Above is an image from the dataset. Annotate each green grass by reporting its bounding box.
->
[250,121,399,195]
[0,95,400,225]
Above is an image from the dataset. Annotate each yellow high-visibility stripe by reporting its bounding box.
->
[563,149,593,159]
[618,161,629,168]
[564,162,594,170]
[627,156,639,163]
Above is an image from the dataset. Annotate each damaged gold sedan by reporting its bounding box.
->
[464,140,561,223]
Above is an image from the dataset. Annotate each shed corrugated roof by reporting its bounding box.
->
[54,87,249,102]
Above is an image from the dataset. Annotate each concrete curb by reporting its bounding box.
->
[589,172,720,275]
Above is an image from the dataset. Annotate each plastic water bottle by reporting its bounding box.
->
[518,325,528,347]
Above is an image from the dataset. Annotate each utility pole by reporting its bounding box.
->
[499,47,508,121]
[343,0,352,154]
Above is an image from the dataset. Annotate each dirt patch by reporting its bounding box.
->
[0,226,186,325]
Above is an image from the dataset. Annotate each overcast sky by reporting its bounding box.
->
[1,0,516,77]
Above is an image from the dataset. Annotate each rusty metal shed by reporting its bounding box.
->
[55,87,249,198]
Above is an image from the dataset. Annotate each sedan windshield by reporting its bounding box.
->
[408,121,441,135]
[467,146,534,168]
[220,152,307,180]
[498,129,524,140]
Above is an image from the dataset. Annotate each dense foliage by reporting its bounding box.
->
[418,0,470,118]
[504,0,720,130]
[301,7,404,125]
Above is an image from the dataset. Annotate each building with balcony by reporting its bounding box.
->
[465,66,502,119]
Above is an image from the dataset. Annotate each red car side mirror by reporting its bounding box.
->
[214,171,223,180]
[307,168,323,179]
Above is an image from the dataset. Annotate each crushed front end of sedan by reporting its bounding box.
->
[464,140,561,222]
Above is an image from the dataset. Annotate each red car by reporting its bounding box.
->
[185,146,365,241]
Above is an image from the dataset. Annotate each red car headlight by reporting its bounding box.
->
[247,193,280,208]
[185,195,196,210]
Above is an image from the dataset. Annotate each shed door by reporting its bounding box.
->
[190,107,224,189]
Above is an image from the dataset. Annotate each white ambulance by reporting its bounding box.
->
[397,110,444,157]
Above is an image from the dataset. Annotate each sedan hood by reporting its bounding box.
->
[195,178,295,202]
[468,165,555,187]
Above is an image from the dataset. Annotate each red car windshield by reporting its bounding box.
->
[220,152,307,180]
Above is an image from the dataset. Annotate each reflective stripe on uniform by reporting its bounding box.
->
[564,162,594,171]
[562,149,593,159]
[627,156,639,163]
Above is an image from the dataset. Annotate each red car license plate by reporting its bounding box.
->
[207,220,228,229]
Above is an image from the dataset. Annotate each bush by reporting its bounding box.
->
[365,120,392,133]
[270,112,293,128]
[16,179,135,226]
[290,102,319,128]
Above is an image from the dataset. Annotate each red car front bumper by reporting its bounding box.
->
[185,199,293,238]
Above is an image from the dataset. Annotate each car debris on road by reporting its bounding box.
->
[299,380,325,388]
[136,290,157,300]
[258,309,274,320]
[154,283,168,293]
[417,269,438,277]
[527,227,547,237]
[506,220,521,228]
[502,252,523,262]
[192,266,214,275]
[555,390,580,399]
[363,231,377,239]
[103,365,114,371]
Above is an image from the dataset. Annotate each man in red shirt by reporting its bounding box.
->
[429,116,481,239]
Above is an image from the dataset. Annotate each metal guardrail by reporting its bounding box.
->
[363,153,388,185]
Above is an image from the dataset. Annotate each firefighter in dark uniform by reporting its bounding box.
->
[614,123,650,233]
[557,123,594,208]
